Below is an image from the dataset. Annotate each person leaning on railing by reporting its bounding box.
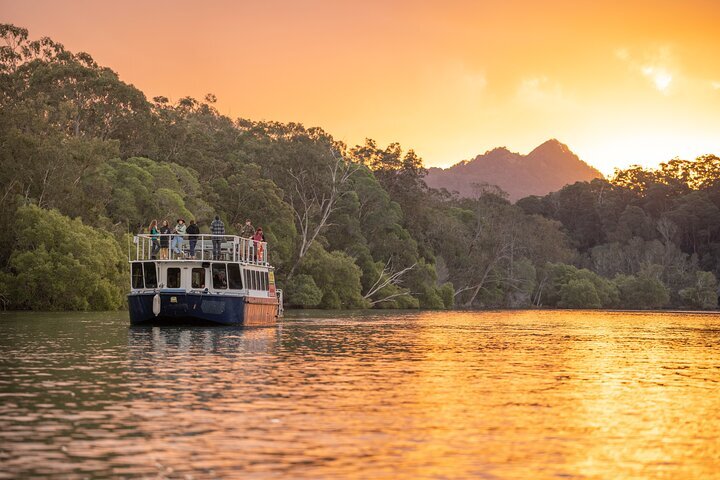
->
[172,219,186,258]
[252,227,265,262]
[211,215,225,260]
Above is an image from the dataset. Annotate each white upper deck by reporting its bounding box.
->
[130,234,269,266]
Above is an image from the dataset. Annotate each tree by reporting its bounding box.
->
[614,273,670,310]
[1,204,126,310]
[362,259,416,306]
[446,193,573,308]
[555,182,604,251]
[540,263,618,308]
[286,154,359,276]
[558,279,601,309]
[679,271,718,310]
[296,243,368,309]
[284,274,323,308]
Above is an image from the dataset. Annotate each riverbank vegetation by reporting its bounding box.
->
[1,24,718,311]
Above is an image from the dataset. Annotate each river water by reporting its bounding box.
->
[1,310,719,479]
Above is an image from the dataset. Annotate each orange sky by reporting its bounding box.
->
[3,0,720,174]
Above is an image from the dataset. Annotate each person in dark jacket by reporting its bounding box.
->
[149,219,160,259]
[159,220,171,260]
[186,219,200,259]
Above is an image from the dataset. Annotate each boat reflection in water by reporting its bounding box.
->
[128,324,280,356]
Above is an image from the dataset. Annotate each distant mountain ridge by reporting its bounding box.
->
[425,139,603,201]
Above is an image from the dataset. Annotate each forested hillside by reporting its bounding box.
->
[1,24,719,311]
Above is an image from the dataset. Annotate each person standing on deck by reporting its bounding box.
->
[252,227,265,262]
[172,219,187,258]
[159,220,171,260]
[149,219,160,259]
[211,215,225,260]
[186,219,200,259]
[239,219,255,238]
[239,219,255,260]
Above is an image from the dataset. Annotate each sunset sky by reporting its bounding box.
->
[3,0,720,174]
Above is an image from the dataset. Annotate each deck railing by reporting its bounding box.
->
[130,234,269,265]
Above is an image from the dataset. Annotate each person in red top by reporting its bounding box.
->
[252,227,265,262]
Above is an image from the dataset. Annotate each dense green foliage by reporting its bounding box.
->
[1,24,718,311]
[0,205,125,310]
[517,157,720,309]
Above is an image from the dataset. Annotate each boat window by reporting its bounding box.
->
[167,268,181,288]
[131,263,144,289]
[191,268,205,289]
[143,262,157,288]
[212,263,227,289]
[253,270,259,290]
[228,264,243,289]
[263,271,269,291]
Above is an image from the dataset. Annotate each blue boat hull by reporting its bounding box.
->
[129,292,250,326]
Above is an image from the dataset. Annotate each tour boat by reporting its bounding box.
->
[127,234,282,326]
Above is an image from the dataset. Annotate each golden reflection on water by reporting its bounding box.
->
[1,310,719,478]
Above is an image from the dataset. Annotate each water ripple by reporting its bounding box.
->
[1,310,719,478]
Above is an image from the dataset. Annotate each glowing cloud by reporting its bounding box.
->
[618,47,676,93]
[642,66,673,92]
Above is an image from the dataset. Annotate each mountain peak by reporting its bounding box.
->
[529,138,571,156]
[487,146,511,154]
[424,140,602,201]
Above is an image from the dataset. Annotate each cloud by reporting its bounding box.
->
[712,81,720,90]
[641,66,673,93]
[617,46,676,94]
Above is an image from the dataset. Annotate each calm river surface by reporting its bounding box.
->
[1,310,719,479]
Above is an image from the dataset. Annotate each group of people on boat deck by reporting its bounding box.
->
[147,217,265,261]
